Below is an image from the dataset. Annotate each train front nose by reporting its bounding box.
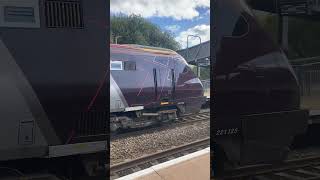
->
[185,77,205,95]
[110,75,128,113]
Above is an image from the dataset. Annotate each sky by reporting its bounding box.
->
[110,0,210,49]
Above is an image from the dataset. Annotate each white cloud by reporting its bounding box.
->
[164,25,181,32]
[175,24,210,49]
[194,0,210,7]
[110,0,210,20]
[195,16,204,21]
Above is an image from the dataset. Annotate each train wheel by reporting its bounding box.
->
[110,122,121,133]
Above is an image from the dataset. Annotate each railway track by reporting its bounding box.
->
[111,109,210,141]
[109,137,210,179]
[218,153,320,180]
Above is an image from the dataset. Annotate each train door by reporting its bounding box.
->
[170,61,176,101]
[167,58,176,101]
[152,56,175,104]
[131,54,155,106]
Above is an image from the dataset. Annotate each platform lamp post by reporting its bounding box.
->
[187,35,201,78]
[115,36,122,44]
[276,0,288,55]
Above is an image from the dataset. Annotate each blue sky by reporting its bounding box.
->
[149,7,209,34]
[110,0,210,49]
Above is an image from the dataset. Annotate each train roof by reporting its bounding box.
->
[110,44,178,56]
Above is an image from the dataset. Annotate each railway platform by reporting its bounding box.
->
[115,147,210,180]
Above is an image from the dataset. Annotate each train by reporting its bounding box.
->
[110,44,207,132]
[0,0,107,178]
[212,0,309,176]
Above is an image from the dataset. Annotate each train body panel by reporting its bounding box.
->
[110,44,206,130]
[110,75,128,112]
[213,0,308,173]
[0,0,107,162]
[214,0,300,116]
[0,46,47,160]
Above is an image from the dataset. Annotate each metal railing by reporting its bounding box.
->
[292,56,320,96]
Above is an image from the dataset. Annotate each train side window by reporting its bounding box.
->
[110,61,123,70]
[111,53,129,61]
[232,15,249,37]
[124,61,136,71]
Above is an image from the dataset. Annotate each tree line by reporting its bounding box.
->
[110,14,181,51]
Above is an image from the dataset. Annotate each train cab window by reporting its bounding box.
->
[182,65,193,74]
[154,56,169,66]
[124,61,136,71]
[182,66,189,73]
[110,61,123,70]
[232,15,249,37]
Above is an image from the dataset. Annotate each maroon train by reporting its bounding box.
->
[212,0,309,176]
[110,44,206,131]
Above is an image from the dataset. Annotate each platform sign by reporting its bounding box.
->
[278,0,309,16]
[248,0,320,16]
[278,0,320,16]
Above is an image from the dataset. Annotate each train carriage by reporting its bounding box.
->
[110,44,207,131]
[213,0,309,176]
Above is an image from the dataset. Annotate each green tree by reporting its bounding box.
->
[110,14,181,51]
[190,65,210,80]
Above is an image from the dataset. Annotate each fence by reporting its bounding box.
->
[293,62,320,97]
[291,57,320,109]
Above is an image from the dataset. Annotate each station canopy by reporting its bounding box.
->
[176,40,210,66]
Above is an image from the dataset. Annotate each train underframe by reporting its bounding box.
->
[213,109,309,177]
[110,103,193,132]
[0,148,106,179]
